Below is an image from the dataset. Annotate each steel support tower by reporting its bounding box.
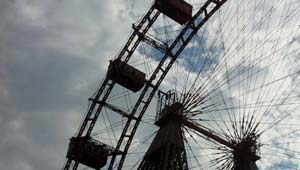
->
[62,1,239,170]
[138,102,188,170]
[138,92,259,170]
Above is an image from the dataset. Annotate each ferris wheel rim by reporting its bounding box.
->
[64,0,300,169]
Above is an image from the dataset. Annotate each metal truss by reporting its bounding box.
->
[109,1,228,169]
[63,4,160,170]
[63,0,228,170]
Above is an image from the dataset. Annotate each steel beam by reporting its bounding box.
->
[109,1,229,169]
[63,4,160,170]
[182,119,236,149]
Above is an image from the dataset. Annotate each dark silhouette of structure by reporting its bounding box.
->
[61,0,263,170]
[138,91,260,170]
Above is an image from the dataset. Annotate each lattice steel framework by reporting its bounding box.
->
[63,1,229,170]
[137,109,188,170]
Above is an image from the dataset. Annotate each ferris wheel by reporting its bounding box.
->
[63,0,300,169]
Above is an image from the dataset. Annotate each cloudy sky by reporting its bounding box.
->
[1,0,300,169]
[0,0,152,169]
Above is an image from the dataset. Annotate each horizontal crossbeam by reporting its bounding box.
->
[89,98,138,120]
[132,24,169,54]
[183,119,259,158]
[182,119,236,149]
[110,1,230,169]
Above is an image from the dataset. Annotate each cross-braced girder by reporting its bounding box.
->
[109,1,228,169]
[63,0,229,170]
[63,4,160,170]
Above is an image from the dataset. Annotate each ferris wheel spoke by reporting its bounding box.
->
[183,130,227,169]
[255,73,300,134]
[63,0,300,169]
[200,3,300,92]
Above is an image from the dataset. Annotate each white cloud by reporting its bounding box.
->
[2,0,300,169]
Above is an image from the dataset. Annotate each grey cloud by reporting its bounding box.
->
[0,0,138,169]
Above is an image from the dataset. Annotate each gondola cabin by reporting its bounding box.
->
[107,59,146,92]
[155,0,193,25]
[67,137,108,170]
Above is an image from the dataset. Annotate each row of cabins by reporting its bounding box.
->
[66,0,193,169]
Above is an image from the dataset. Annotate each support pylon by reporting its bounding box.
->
[138,90,260,170]
[233,133,260,170]
[138,103,188,170]
[233,159,258,170]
